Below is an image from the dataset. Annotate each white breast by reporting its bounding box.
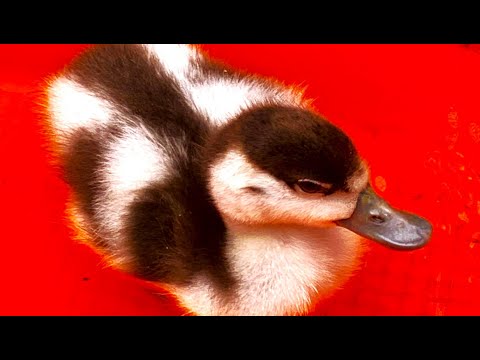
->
[170,225,365,316]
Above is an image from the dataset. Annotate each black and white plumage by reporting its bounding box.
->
[44,44,431,316]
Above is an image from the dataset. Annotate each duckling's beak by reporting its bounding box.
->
[335,185,432,250]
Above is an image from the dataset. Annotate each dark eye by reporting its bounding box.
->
[294,179,333,194]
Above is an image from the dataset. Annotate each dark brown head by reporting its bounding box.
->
[206,105,369,227]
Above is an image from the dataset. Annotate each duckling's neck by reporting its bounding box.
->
[171,223,365,316]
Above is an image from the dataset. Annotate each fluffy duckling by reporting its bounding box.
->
[44,44,432,316]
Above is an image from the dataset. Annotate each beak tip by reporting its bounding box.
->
[337,185,434,251]
[383,221,433,251]
[417,218,433,242]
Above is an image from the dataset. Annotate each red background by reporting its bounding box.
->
[1,44,480,316]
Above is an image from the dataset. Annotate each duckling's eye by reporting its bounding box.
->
[294,179,333,194]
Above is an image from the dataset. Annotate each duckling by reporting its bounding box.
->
[44,44,432,316]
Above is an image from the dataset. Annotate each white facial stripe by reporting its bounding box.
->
[47,78,114,137]
[208,150,360,226]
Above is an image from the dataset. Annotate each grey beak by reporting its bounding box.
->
[335,185,432,250]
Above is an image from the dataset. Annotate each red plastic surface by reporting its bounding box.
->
[1,44,480,315]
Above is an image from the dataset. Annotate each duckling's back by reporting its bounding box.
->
[44,44,303,289]
[45,45,210,283]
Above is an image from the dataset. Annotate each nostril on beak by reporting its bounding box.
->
[369,214,386,224]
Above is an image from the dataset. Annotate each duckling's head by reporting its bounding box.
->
[206,104,432,250]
